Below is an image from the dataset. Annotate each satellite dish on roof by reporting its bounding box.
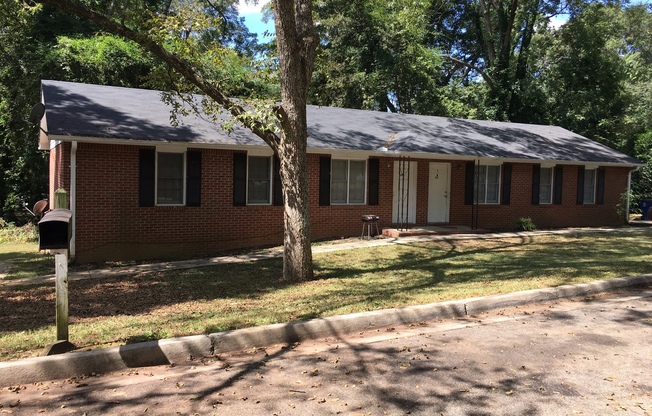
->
[28,103,45,125]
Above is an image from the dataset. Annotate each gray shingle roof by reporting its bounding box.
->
[41,80,642,166]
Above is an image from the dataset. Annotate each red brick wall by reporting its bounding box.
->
[73,144,286,262]
[309,155,395,240]
[448,162,628,229]
[49,141,70,204]
[59,143,630,263]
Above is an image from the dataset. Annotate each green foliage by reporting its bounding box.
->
[0,222,38,244]
[0,2,49,223]
[515,217,537,232]
[137,3,280,133]
[616,191,635,219]
[544,4,629,148]
[47,35,156,86]
[310,0,441,113]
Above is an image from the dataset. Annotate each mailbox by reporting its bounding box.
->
[38,209,72,250]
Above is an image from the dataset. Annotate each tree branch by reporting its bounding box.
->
[34,0,281,149]
[479,0,496,67]
[499,0,520,63]
[442,55,495,90]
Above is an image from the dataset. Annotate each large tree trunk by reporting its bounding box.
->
[273,0,318,281]
[278,138,313,281]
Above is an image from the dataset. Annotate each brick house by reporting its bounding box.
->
[39,80,643,263]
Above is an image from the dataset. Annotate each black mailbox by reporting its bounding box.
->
[38,209,72,250]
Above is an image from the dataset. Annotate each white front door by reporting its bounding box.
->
[428,162,450,223]
[393,160,418,224]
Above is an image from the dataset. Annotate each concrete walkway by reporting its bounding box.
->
[2,225,651,288]
[1,226,652,388]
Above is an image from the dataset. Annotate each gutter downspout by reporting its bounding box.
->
[626,166,641,225]
[70,141,77,261]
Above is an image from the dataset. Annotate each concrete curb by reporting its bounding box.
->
[1,274,651,387]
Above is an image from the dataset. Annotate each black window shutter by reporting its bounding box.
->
[186,150,202,207]
[319,156,331,206]
[554,166,563,205]
[596,167,606,205]
[501,163,512,205]
[576,166,585,205]
[139,149,155,207]
[273,156,283,206]
[464,161,475,205]
[233,152,247,206]
[368,158,380,206]
[531,164,541,205]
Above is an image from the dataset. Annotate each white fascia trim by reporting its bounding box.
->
[38,91,50,151]
[48,136,645,168]
[70,141,77,260]
[48,135,275,153]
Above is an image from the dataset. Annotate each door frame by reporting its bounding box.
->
[428,162,451,223]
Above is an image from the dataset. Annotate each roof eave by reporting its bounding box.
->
[46,135,645,168]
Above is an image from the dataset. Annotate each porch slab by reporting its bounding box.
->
[381,225,489,238]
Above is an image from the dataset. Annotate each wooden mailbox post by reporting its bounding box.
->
[38,209,75,355]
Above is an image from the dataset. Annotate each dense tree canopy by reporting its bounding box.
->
[0,3,97,222]
[310,0,441,114]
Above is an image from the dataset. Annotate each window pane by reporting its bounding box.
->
[348,160,366,203]
[157,152,184,205]
[539,167,553,204]
[486,166,500,203]
[583,169,596,204]
[248,156,271,204]
[474,165,500,204]
[475,166,487,203]
[331,160,348,203]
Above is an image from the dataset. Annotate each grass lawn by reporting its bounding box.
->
[1,229,651,361]
[0,224,53,280]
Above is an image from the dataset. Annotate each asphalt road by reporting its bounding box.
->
[2,289,651,416]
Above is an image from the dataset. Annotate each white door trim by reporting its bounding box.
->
[428,162,450,223]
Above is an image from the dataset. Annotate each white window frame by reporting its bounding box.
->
[583,168,596,205]
[331,159,367,205]
[156,151,186,206]
[247,155,273,205]
[475,164,501,204]
[539,167,554,204]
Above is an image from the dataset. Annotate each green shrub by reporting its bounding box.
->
[0,222,38,244]
[516,217,536,231]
